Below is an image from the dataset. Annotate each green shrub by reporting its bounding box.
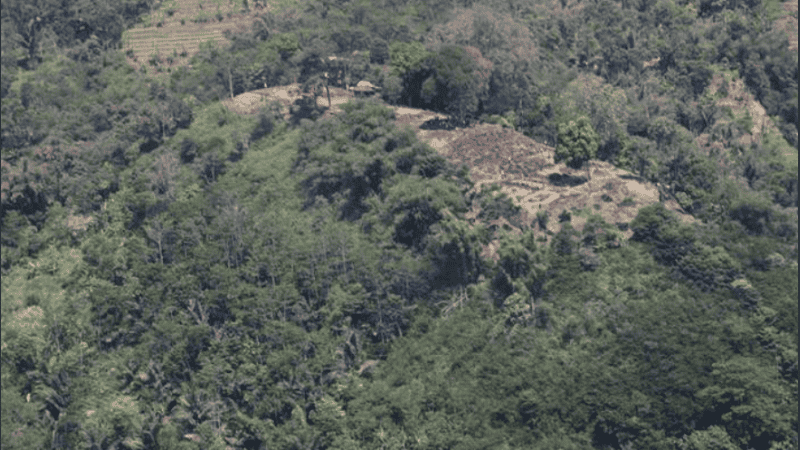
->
[250,101,283,142]
[552,222,579,255]
[536,210,549,230]
[630,202,679,243]
[582,214,606,247]
[498,234,530,279]
[728,191,773,236]
[381,75,403,104]
[559,209,571,223]
[676,426,738,450]
[491,269,515,306]
[477,186,521,226]
[503,110,517,130]
[555,116,599,170]
[630,203,698,267]
[579,247,601,271]
[764,252,786,269]
[735,110,754,135]
[388,41,430,77]
[180,138,198,163]
[370,39,390,64]
[485,114,514,129]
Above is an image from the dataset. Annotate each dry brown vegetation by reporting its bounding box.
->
[131,0,793,259]
[120,0,278,81]
[222,84,697,258]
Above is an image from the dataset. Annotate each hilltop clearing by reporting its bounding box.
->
[389,104,698,243]
[222,84,697,262]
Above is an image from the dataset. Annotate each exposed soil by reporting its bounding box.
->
[222,85,697,264]
[127,0,792,258]
[699,72,785,150]
[120,0,286,82]
[222,84,364,120]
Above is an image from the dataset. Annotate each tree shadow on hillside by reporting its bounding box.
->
[420,116,456,130]
[290,97,324,127]
[548,173,588,187]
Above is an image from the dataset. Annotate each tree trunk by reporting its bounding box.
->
[227,66,234,99]
[345,63,350,93]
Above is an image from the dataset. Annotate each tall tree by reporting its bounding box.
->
[422,45,483,126]
[1,0,64,67]
[555,116,600,179]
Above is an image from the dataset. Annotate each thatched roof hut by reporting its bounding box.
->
[351,80,380,96]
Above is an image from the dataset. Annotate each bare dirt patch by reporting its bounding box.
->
[393,110,694,239]
[222,86,697,260]
[222,84,362,120]
[695,70,797,170]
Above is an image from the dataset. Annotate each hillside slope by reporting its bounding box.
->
[120,0,288,80]
[221,85,697,259]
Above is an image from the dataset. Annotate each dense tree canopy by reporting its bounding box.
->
[1,0,796,448]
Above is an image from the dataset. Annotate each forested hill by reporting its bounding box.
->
[1,0,797,449]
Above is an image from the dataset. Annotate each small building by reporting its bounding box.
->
[351,80,380,97]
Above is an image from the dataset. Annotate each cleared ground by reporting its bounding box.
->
[222,84,697,262]
[127,0,795,260]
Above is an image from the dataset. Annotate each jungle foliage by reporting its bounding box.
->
[1,0,797,448]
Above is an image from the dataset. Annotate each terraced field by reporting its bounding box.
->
[119,0,299,81]
[119,0,795,255]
